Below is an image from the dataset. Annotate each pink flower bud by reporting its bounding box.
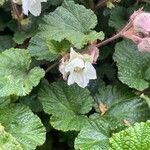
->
[122,28,142,44]
[137,37,150,52]
[133,12,150,36]
[130,9,143,21]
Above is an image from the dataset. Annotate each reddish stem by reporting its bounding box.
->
[96,18,133,48]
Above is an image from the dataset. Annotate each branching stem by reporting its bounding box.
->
[96,18,133,47]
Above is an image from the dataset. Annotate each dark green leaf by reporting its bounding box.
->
[38,81,94,131]
[39,0,104,49]
[114,40,150,91]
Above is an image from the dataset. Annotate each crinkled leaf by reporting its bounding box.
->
[38,81,93,131]
[113,40,150,91]
[0,97,11,108]
[75,114,111,150]
[0,124,22,150]
[28,35,59,61]
[39,0,104,49]
[94,83,150,130]
[0,48,45,97]
[0,104,46,150]
[109,121,150,150]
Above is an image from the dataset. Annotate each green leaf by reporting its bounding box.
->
[75,114,111,150]
[13,31,32,45]
[48,0,63,6]
[0,48,45,97]
[108,6,127,31]
[0,35,16,50]
[109,121,150,150]
[94,83,150,130]
[38,81,93,131]
[47,39,70,54]
[0,124,22,150]
[113,40,150,91]
[0,104,46,150]
[28,35,59,61]
[39,0,104,49]
[20,94,43,113]
[0,97,11,108]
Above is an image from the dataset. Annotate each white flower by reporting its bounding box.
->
[22,0,47,16]
[63,48,97,88]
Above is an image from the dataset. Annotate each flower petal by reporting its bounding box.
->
[22,0,30,15]
[65,58,84,73]
[28,0,42,16]
[67,71,75,85]
[73,71,89,88]
[69,47,82,61]
[85,62,97,79]
[133,12,150,35]
[138,37,150,52]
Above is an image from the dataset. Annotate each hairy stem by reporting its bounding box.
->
[96,18,133,47]
[96,33,121,47]
[11,0,21,21]
[45,61,59,74]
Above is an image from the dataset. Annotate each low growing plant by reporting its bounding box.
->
[0,0,150,149]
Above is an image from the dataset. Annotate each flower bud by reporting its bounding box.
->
[133,12,150,36]
[121,28,142,44]
[137,37,150,52]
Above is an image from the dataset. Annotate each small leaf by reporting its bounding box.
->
[0,124,22,150]
[75,114,111,150]
[28,35,59,61]
[38,81,94,131]
[109,121,150,150]
[39,0,104,49]
[113,40,150,91]
[0,104,46,150]
[0,48,45,97]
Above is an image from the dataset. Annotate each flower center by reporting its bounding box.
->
[74,67,84,72]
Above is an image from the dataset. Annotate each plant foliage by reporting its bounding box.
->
[0,0,150,149]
